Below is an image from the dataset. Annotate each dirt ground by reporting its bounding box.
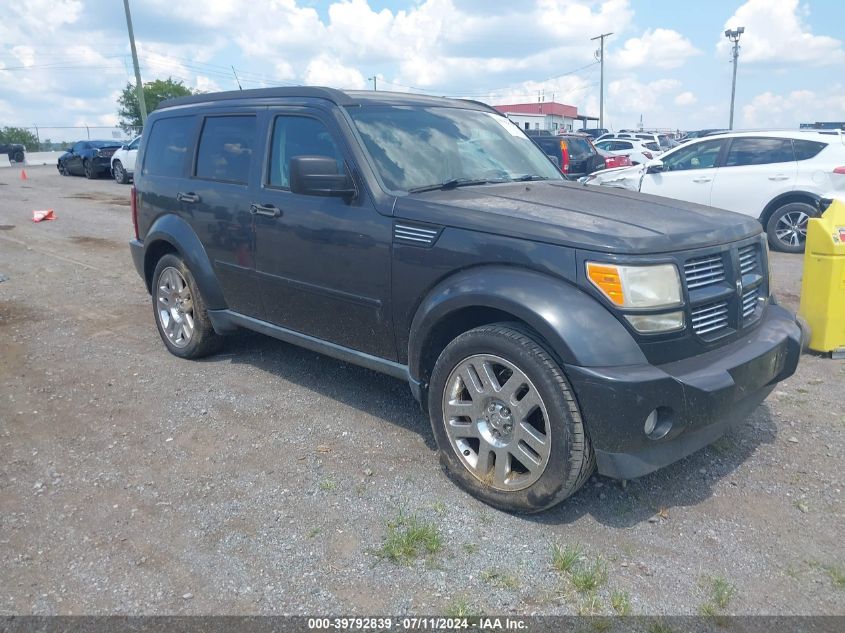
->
[0,165,842,616]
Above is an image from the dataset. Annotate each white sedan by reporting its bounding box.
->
[593,138,660,165]
[110,135,141,184]
[583,130,845,252]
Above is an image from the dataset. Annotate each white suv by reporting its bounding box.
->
[594,138,660,165]
[111,135,141,184]
[585,130,845,252]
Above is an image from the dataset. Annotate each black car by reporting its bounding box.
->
[0,142,25,163]
[129,87,802,513]
[57,140,122,179]
[532,133,606,178]
[581,128,608,139]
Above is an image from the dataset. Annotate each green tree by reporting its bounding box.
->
[117,77,196,133]
[0,126,40,151]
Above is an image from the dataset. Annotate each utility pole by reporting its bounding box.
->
[724,26,745,130]
[369,76,377,91]
[591,32,613,129]
[122,0,147,125]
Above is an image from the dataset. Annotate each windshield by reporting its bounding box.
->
[347,106,563,192]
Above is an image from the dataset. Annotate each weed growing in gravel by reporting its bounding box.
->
[709,576,736,609]
[307,528,321,539]
[824,565,845,588]
[376,511,442,565]
[551,543,583,573]
[462,543,479,555]
[610,590,631,615]
[571,557,608,592]
[577,592,604,616]
[648,619,675,633]
[443,597,480,619]
[319,479,336,492]
[432,500,447,517]
[480,568,519,590]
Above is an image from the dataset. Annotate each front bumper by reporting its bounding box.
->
[93,156,113,173]
[565,303,802,480]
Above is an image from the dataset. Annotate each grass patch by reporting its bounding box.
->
[480,568,520,590]
[443,596,479,619]
[432,500,447,516]
[376,511,442,565]
[307,527,321,539]
[610,590,631,615]
[319,479,336,491]
[462,543,479,555]
[577,592,604,616]
[648,620,674,633]
[699,575,735,616]
[551,543,583,573]
[571,557,608,593]
[824,565,845,589]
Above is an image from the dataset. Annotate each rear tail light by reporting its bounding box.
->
[642,151,653,159]
[833,166,845,174]
[131,185,139,240]
[559,140,570,173]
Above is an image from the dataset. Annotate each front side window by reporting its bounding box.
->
[348,106,563,192]
[142,116,193,177]
[725,137,794,167]
[662,139,723,171]
[267,116,344,189]
[195,115,256,184]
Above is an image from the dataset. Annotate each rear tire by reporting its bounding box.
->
[151,253,223,359]
[766,202,815,253]
[428,323,594,513]
[83,160,97,179]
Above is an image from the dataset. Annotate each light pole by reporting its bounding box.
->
[122,0,147,126]
[591,32,613,130]
[724,26,745,130]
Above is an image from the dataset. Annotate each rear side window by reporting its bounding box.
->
[793,139,827,160]
[566,137,594,157]
[142,116,192,177]
[644,141,660,151]
[268,116,344,189]
[725,137,794,167]
[195,116,256,184]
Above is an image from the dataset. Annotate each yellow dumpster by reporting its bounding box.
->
[798,199,845,357]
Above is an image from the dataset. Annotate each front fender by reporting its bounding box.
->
[407,265,646,383]
[144,214,228,310]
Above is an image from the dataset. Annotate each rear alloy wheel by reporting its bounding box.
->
[766,202,815,253]
[113,160,129,184]
[83,159,97,179]
[428,323,594,513]
[151,253,222,359]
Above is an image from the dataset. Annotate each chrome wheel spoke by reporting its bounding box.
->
[444,400,477,420]
[447,417,478,438]
[493,449,509,486]
[155,266,194,348]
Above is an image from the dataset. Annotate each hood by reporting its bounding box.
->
[393,180,762,255]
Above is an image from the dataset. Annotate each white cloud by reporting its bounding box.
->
[674,91,697,106]
[614,28,700,70]
[718,0,844,65]
[742,88,845,127]
[303,55,367,89]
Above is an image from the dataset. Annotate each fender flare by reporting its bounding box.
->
[407,265,646,384]
[143,214,228,310]
[759,190,822,224]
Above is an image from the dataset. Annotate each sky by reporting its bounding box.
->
[1,0,844,141]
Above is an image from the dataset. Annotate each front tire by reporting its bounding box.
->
[113,160,129,184]
[766,202,815,253]
[83,160,97,179]
[428,323,594,513]
[151,253,222,359]
[13,150,24,163]
[57,162,69,176]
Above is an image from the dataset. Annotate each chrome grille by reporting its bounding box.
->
[691,301,729,335]
[684,254,725,289]
[739,244,759,275]
[742,287,759,318]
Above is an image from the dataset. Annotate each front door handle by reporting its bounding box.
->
[250,203,281,218]
[768,175,790,181]
[176,191,200,203]
[692,177,712,183]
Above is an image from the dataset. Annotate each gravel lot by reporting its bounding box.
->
[1,165,843,616]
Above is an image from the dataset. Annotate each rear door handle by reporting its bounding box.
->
[692,177,712,183]
[176,192,200,203]
[768,175,789,181]
[250,203,281,218]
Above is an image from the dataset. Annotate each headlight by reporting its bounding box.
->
[586,262,682,308]
[93,149,101,157]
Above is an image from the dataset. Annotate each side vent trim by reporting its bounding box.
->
[394,222,442,248]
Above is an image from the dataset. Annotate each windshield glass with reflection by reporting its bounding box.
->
[347,106,563,192]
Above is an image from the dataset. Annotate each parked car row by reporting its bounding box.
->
[583,129,845,253]
[56,136,140,183]
[0,142,26,163]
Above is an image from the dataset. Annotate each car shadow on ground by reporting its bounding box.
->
[206,330,779,529]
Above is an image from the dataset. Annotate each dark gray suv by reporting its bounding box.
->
[129,87,802,512]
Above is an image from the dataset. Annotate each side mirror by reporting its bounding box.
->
[64,148,73,154]
[121,144,130,150]
[645,158,664,174]
[289,156,355,198]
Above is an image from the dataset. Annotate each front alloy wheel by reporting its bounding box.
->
[442,354,551,491]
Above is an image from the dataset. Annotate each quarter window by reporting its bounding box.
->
[142,116,193,177]
[725,137,794,167]
[793,139,827,161]
[268,116,344,189]
[195,116,256,184]
[661,139,723,171]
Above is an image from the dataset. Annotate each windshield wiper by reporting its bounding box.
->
[512,174,552,182]
[407,178,496,194]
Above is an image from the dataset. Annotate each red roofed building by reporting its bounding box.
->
[492,101,597,133]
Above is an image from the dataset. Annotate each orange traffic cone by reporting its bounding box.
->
[20,169,27,180]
